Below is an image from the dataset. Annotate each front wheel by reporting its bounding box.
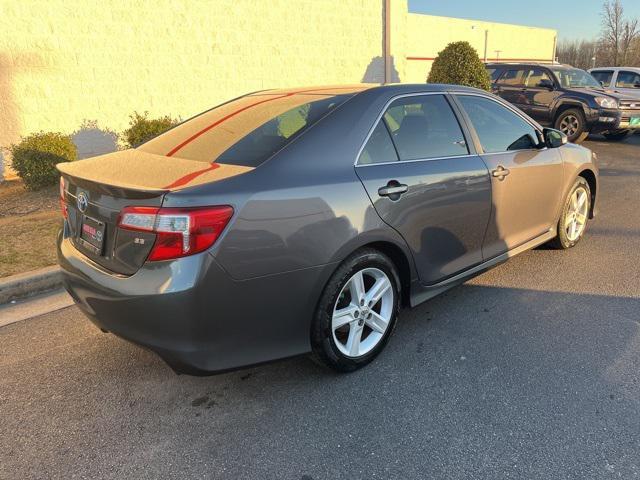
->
[548,177,591,249]
[311,249,400,372]
[554,108,588,143]
[603,130,630,141]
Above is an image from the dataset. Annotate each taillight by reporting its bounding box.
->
[59,176,68,219]
[118,205,233,261]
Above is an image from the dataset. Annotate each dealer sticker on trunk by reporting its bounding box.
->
[79,215,106,255]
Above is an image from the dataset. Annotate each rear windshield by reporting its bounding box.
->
[140,93,353,166]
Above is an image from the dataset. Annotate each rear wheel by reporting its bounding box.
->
[554,108,588,143]
[311,249,400,372]
[603,130,630,141]
[548,177,591,249]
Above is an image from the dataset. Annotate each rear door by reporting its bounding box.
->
[355,93,492,285]
[453,94,564,259]
[493,68,529,112]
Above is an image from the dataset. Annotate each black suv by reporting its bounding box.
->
[486,63,640,142]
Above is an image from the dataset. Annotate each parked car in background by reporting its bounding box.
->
[486,63,640,142]
[57,84,598,375]
[589,67,640,99]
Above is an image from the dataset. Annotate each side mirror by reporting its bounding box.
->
[543,128,567,148]
[600,81,607,87]
[539,79,554,89]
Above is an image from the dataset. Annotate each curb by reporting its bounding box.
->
[0,266,63,305]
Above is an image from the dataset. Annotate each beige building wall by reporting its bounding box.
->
[405,13,557,82]
[0,0,556,160]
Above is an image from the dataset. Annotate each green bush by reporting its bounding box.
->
[121,111,179,148]
[427,41,491,91]
[10,132,77,190]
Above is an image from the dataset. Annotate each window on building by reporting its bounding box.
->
[457,95,539,153]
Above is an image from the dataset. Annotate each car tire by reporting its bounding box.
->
[554,108,587,143]
[310,248,400,372]
[603,130,630,141]
[548,177,591,249]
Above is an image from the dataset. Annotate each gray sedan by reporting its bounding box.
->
[57,84,598,374]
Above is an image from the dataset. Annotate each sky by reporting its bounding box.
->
[408,0,640,41]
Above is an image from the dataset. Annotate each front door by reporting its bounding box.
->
[521,68,559,124]
[355,94,492,285]
[613,70,640,98]
[454,94,564,259]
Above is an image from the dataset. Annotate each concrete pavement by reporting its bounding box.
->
[1,136,639,479]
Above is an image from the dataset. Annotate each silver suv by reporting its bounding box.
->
[589,67,640,99]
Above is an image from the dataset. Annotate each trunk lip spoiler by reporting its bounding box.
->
[57,163,170,195]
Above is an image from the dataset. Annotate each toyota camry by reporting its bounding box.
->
[57,84,598,374]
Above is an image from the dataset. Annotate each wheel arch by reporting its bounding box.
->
[553,101,587,123]
[361,241,413,307]
[578,168,597,219]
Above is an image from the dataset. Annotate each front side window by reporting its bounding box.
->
[497,69,527,86]
[550,68,601,88]
[615,71,640,88]
[457,95,539,153]
[525,69,553,88]
[140,92,354,166]
[379,95,468,161]
[591,70,614,86]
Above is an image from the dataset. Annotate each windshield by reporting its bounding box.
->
[550,68,601,88]
[140,90,358,166]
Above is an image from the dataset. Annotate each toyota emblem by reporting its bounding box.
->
[77,191,89,213]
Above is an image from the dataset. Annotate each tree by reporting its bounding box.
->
[427,41,491,91]
[557,39,598,69]
[601,0,640,66]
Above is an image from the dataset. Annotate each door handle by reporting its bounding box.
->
[491,165,510,180]
[378,182,408,198]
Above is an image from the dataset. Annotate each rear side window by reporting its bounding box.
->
[497,69,527,86]
[486,68,502,82]
[457,95,538,153]
[381,95,468,161]
[615,71,640,88]
[140,93,353,166]
[591,70,614,86]
[358,122,398,165]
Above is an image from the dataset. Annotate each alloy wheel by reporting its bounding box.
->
[331,268,394,358]
[559,114,580,137]
[565,186,589,242]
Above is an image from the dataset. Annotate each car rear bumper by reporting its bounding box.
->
[57,231,329,374]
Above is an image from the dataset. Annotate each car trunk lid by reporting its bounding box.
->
[58,149,252,275]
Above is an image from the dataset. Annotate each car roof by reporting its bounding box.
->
[251,83,489,97]
[590,66,640,72]
[485,63,572,69]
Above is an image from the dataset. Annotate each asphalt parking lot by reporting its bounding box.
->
[1,135,640,480]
